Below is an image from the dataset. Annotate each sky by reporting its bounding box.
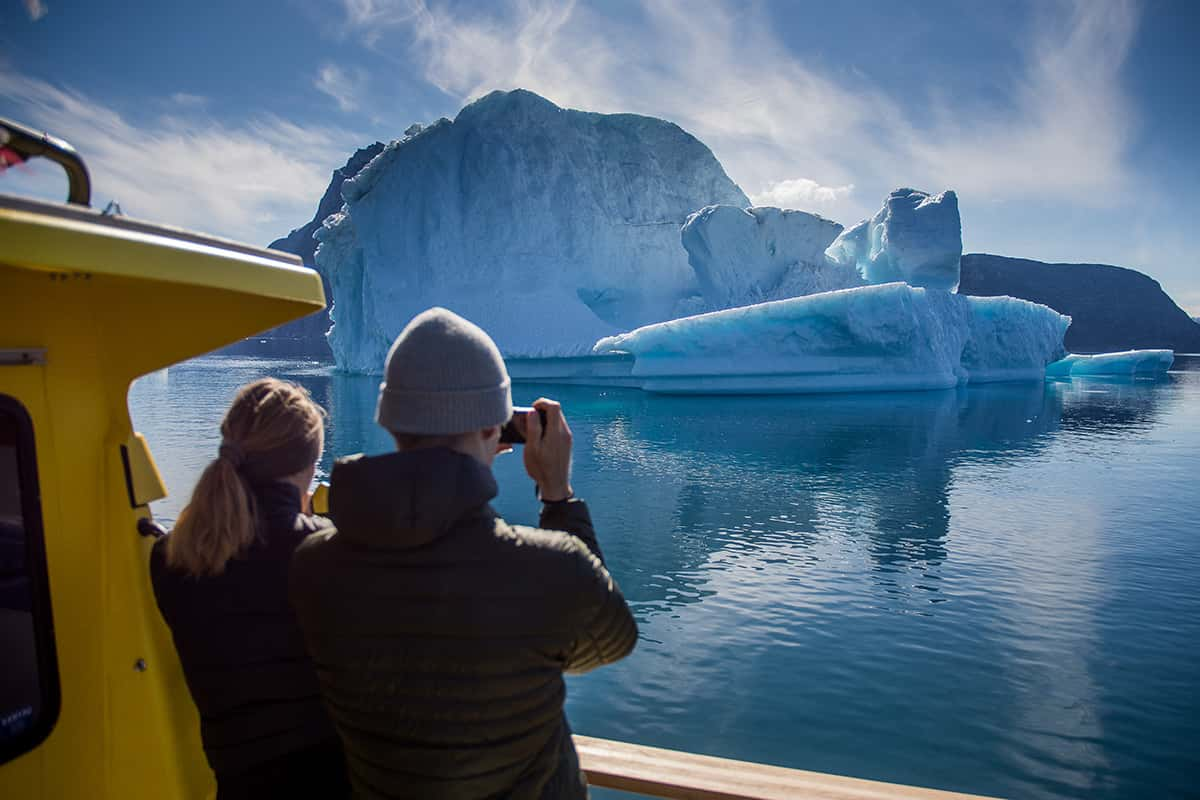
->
[2,0,1198,314]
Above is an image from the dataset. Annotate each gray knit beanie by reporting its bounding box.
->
[376,307,512,435]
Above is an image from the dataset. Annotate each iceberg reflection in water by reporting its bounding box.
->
[129,356,1200,800]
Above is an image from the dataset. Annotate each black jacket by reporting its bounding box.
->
[150,481,341,778]
[289,447,638,800]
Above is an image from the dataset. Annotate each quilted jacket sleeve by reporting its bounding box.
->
[539,498,638,674]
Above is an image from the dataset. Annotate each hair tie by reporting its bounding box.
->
[218,440,246,469]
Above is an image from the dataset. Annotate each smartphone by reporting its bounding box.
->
[499,406,547,444]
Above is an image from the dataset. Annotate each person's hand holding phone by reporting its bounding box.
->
[522,398,573,502]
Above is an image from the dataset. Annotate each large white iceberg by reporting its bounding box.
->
[316,89,749,372]
[311,89,1081,394]
[592,283,1069,393]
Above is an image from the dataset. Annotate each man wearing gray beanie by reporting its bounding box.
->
[290,307,638,800]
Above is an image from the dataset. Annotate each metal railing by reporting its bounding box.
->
[1,117,91,206]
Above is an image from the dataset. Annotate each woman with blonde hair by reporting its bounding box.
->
[150,378,349,799]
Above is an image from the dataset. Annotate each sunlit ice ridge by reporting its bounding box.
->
[307,90,1179,393]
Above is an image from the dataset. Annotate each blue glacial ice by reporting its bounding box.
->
[674,188,962,313]
[826,188,962,291]
[592,283,1071,394]
[1046,349,1175,377]
[679,205,859,312]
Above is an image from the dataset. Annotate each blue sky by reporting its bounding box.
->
[3,0,1198,313]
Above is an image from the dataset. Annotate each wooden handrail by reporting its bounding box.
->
[573,735,1003,800]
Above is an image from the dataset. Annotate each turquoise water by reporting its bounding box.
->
[129,356,1200,799]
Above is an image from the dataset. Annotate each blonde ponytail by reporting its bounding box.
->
[166,378,324,577]
[167,457,257,576]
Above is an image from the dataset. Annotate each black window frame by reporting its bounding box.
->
[0,393,60,766]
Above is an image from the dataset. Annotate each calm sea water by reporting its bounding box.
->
[129,355,1200,800]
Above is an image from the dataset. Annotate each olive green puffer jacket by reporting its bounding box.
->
[289,447,637,799]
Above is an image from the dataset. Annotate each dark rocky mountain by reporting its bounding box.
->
[960,254,1200,354]
[222,142,385,358]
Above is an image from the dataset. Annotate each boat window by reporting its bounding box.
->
[0,395,59,765]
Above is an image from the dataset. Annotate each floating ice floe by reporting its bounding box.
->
[591,283,1070,394]
[1045,350,1175,377]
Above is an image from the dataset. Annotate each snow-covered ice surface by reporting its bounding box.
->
[592,283,1070,394]
[826,188,962,291]
[316,89,748,372]
[1046,349,1175,377]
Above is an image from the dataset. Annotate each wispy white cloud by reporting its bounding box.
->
[751,178,855,213]
[348,0,881,223]
[169,92,208,108]
[339,0,1140,221]
[315,63,368,112]
[0,72,362,244]
[338,0,419,46]
[897,0,1139,201]
[22,0,47,21]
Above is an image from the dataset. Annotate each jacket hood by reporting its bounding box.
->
[327,447,498,549]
